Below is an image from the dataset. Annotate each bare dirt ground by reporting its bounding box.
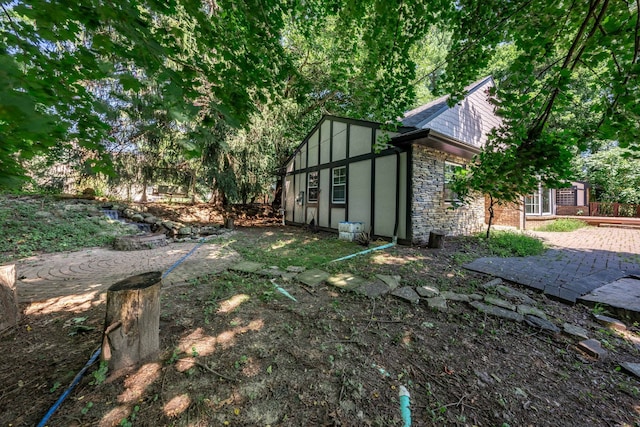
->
[1,203,639,427]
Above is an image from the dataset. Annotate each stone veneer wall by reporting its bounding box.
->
[411,145,485,244]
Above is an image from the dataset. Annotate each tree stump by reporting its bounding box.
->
[427,230,446,249]
[224,217,235,230]
[0,264,20,333]
[102,272,162,372]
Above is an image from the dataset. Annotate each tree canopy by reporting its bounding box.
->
[1,0,638,200]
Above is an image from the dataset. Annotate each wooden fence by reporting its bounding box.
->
[589,202,640,218]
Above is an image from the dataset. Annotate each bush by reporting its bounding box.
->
[536,219,588,232]
[482,231,545,257]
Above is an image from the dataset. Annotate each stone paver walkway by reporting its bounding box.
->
[15,242,239,303]
[464,227,640,304]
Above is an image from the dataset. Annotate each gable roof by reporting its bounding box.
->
[400,76,500,148]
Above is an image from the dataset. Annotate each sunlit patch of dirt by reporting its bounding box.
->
[2,225,639,427]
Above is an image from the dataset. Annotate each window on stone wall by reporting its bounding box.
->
[332,166,346,204]
[444,162,462,202]
[307,171,319,202]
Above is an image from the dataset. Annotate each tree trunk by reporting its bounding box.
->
[486,197,495,239]
[0,264,19,333]
[102,272,162,373]
[272,179,283,209]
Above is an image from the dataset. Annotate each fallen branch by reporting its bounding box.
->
[194,361,236,382]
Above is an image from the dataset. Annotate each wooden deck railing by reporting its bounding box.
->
[589,202,640,218]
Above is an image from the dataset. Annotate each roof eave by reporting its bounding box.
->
[392,129,481,160]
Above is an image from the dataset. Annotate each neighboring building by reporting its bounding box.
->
[489,182,591,230]
[280,77,501,244]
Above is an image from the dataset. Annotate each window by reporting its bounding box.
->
[444,162,462,202]
[556,188,576,206]
[307,171,319,202]
[525,187,552,215]
[332,167,346,204]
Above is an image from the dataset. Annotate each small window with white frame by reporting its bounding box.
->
[444,161,462,202]
[307,171,319,202]
[332,166,346,204]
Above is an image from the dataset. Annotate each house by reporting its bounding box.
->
[490,182,591,230]
[280,76,502,244]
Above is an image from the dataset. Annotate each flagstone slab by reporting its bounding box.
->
[426,296,448,312]
[563,323,590,340]
[297,269,330,286]
[327,273,370,291]
[391,286,420,304]
[484,295,516,312]
[416,285,440,298]
[375,274,401,291]
[470,301,524,322]
[356,279,392,298]
[229,261,264,273]
[620,362,640,379]
[441,291,470,302]
[517,304,548,320]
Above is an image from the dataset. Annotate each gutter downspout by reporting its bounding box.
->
[392,150,401,243]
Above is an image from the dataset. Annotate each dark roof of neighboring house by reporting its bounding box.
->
[401,76,494,129]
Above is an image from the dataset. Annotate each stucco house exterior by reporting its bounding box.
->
[280,76,502,244]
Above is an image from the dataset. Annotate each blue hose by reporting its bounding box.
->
[162,238,206,278]
[329,242,395,263]
[37,347,102,427]
[399,385,411,427]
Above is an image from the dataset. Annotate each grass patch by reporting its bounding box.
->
[229,234,371,269]
[536,219,588,232]
[481,231,545,257]
[0,195,135,262]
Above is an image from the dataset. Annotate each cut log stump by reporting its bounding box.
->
[427,230,446,249]
[0,264,20,333]
[102,271,162,372]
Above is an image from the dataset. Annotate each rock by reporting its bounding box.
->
[200,226,221,235]
[416,285,439,298]
[327,273,369,291]
[34,211,53,218]
[113,233,168,251]
[440,291,470,302]
[356,280,392,298]
[494,285,536,305]
[474,370,494,387]
[229,261,264,273]
[390,286,420,304]
[563,323,590,340]
[577,339,607,360]
[484,295,516,311]
[375,274,401,291]
[257,268,284,278]
[143,215,158,224]
[524,315,560,333]
[426,296,447,312]
[469,301,524,322]
[130,213,144,222]
[468,293,483,301]
[482,278,503,289]
[280,272,299,282]
[593,314,627,331]
[286,266,306,273]
[517,305,548,319]
[64,204,88,211]
[620,362,640,379]
[296,269,330,287]
[177,227,192,235]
